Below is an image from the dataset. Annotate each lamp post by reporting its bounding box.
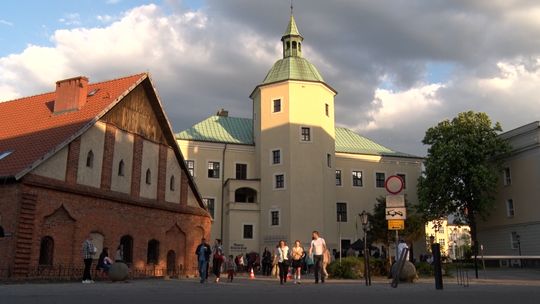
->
[516,234,522,268]
[360,211,371,286]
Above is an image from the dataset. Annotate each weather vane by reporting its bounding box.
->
[290,0,294,15]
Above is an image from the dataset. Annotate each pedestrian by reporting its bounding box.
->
[276,240,290,285]
[225,255,237,282]
[322,248,331,279]
[291,240,305,284]
[309,231,327,284]
[96,247,113,278]
[262,247,272,276]
[305,253,314,274]
[82,233,97,283]
[397,239,409,261]
[212,239,224,283]
[195,238,211,283]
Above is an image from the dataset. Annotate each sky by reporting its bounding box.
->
[2,0,540,156]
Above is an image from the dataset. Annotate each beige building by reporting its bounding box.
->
[478,121,540,258]
[425,220,471,259]
[176,14,423,256]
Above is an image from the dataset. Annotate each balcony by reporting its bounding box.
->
[224,179,260,212]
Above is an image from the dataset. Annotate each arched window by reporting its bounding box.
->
[234,187,257,203]
[169,175,175,191]
[145,169,152,185]
[86,150,94,168]
[286,41,290,50]
[39,236,54,266]
[147,239,160,264]
[292,41,297,49]
[298,42,302,52]
[118,159,125,176]
[120,235,134,264]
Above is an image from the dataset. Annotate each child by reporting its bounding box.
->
[226,255,237,282]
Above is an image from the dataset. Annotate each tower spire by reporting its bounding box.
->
[282,4,303,58]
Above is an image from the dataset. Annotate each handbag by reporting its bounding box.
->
[271,264,279,277]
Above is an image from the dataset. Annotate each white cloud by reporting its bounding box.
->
[0,19,13,26]
[58,13,81,26]
[106,0,122,4]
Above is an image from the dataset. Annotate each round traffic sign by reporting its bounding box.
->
[385,175,404,195]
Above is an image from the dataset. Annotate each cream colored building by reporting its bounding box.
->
[176,14,423,256]
[478,121,540,257]
[425,220,471,259]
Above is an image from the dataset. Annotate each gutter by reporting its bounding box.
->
[220,143,228,242]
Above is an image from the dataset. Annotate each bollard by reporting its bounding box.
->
[431,243,443,290]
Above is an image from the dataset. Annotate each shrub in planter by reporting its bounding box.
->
[327,257,364,279]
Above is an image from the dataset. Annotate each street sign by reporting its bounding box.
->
[388,219,405,230]
[386,207,407,220]
[385,175,404,195]
[386,195,405,208]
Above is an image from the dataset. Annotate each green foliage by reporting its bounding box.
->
[417,111,510,257]
[327,257,391,279]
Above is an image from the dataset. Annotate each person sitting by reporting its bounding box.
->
[96,247,113,278]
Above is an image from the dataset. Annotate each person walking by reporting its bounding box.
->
[82,234,97,283]
[276,240,290,285]
[291,240,305,284]
[212,239,224,283]
[225,255,237,282]
[195,238,211,283]
[262,247,272,276]
[309,231,327,284]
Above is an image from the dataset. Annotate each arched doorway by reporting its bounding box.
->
[39,236,54,266]
[167,250,177,277]
[234,187,257,203]
[120,235,133,264]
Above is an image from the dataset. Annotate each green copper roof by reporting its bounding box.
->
[176,116,419,158]
[262,57,324,84]
[284,14,301,37]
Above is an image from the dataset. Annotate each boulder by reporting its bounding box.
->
[109,262,129,282]
[391,261,418,282]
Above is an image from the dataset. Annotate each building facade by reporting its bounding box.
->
[425,220,471,259]
[478,121,540,258]
[0,74,211,278]
[177,14,423,257]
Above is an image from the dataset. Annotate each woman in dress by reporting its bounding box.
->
[212,239,224,283]
[276,240,290,285]
[291,240,305,284]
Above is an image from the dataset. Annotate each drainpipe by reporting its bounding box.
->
[220,143,228,242]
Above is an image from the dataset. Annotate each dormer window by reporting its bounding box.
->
[0,150,13,160]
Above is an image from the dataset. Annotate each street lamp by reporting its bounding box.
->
[359,211,371,286]
[516,234,522,268]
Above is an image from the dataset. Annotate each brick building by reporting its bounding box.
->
[0,73,211,278]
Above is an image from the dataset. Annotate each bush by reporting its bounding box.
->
[327,257,364,279]
[415,262,454,277]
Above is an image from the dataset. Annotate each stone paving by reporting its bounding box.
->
[1,269,539,304]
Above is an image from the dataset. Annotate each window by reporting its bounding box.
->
[397,174,407,189]
[203,198,215,218]
[271,210,280,226]
[243,224,254,239]
[147,239,160,264]
[235,188,257,203]
[38,236,54,266]
[352,171,363,187]
[272,149,281,165]
[0,150,13,160]
[438,226,445,234]
[169,175,175,191]
[208,161,220,179]
[337,202,347,222]
[503,167,511,186]
[275,174,285,189]
[118,159,125,176]
[336,170,342,186]
[273,99,281,113]
[439,239,445,248]
[506,199,515,217]
[376,172,386,188]
[511,232,520,249]
[119,235,133,264]
[327,153,332,168]
[236,163,247,180]
[325,104,329,116]
[300,127,311,141]
[86,150,94,168]
[145,169,152,185]
[186,160,195,177]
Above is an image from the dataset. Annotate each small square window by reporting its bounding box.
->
[243,224,254,239]
[275,174,285,189]
[503,167,511,186]
[236,163,247,179]
[376,172,385,188]
[301,127,311,141]
[273,99,281,113]
[352,171,363,187]
[506,199,515,217]
[208,161,220,179]
[337,202,347,222]
[186,160,195,177]
[203,198,215,219]
[336,170,342,186]
[271,211,280,226]
[272,149,281,165]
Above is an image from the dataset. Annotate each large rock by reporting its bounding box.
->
[391,261,418,282]
[109,262,129,282]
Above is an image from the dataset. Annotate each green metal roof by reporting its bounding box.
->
[262,57,324,84]
[284,14,301,37]
[176,116,419,158]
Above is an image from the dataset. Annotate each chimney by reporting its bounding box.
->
[216,108,228,117]
[54,76,89,113]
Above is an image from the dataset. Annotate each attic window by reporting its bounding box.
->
[87,88,100,96]
[0,150,13,160]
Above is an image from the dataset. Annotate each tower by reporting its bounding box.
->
[250,11,337,248]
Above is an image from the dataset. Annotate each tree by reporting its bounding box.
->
[417,111,510,277]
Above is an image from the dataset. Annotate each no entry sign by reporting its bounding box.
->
[385,175,404,195]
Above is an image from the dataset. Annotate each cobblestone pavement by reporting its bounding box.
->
[1,269,540,304]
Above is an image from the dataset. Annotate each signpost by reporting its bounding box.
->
[384,175,406,267]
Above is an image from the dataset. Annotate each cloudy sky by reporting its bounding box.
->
[2,0,540,156]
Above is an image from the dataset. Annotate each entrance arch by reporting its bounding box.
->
[167,250,177,276]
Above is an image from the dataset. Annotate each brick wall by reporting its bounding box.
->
[100,123,116,190]
[0,185,20,269]
[65,137,81,184]
[157,144,168,202]
[130,135,143,198]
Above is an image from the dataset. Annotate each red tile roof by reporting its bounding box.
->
[0,73,147,179]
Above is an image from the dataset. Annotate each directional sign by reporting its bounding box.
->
[386,195,405,208]
[388,219,405,230]
[386,207,407,220]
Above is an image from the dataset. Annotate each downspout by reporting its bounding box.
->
[220,143,228,242]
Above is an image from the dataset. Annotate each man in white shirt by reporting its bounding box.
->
[397,239,409,261]
[309,231,327,283]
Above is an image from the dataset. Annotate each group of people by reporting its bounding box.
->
[81,233,124,283]
[196,231,331,285]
